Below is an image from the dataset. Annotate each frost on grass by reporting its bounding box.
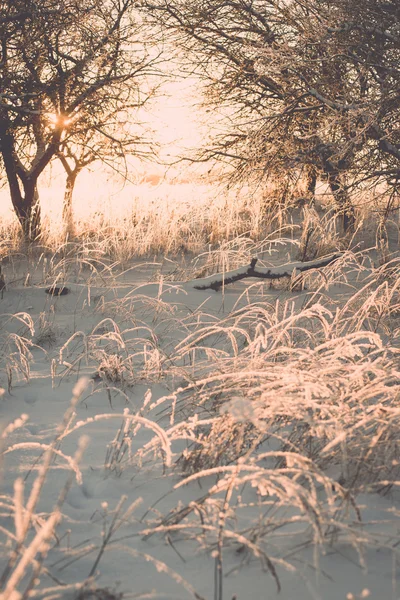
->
[1,241,400,598]
[137,250,400,594]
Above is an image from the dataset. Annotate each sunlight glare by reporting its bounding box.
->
[46,112,74,128]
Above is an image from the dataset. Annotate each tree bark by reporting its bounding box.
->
[327,170,355,233]
[189,253,343,291]
[14,181,42,242]
[306,166,317,199]
[316,142,355,232]
[0,123,42,242]
[62,171,78,238]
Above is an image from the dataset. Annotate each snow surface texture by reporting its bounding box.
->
[0,249,399,600]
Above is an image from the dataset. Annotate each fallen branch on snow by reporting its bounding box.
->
[187,253,343,291]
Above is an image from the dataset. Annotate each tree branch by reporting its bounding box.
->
[188,253,343,291]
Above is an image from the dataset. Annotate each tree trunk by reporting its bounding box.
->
[306,166,317,199]
[62,171,78,238]
[9,180,41,242]
[0,124,42,242]
[327,170,355,233]
[17,181,41,242]
[316,142,355,233]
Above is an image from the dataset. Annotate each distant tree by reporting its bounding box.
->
[0,0,158,242]
[58,109,155,236]
[143,0,400,231]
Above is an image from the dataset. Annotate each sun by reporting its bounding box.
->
[46,112,74,128]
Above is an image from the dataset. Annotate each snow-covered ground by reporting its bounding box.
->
[0,245,399,600]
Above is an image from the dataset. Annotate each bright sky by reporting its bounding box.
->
[0,78,212,224]
[145,78,209,165]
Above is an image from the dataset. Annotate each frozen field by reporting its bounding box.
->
[0,241,399,600]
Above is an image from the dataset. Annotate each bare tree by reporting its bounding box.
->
[58,109,156,236]
[143,0,399,231]
[0,0,158,242]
